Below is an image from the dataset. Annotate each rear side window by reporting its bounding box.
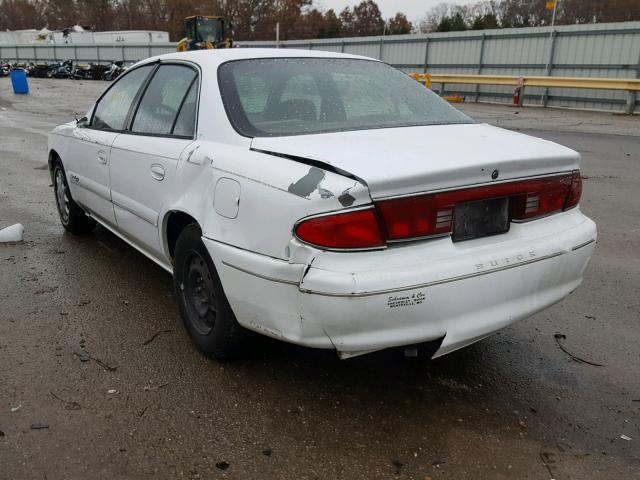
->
[91,65,153,131]
[172,82,198,137]
[131,64,197,137]
[277,74,321,122]
[235,75,269,114]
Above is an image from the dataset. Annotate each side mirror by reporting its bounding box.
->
[76,116,89,128]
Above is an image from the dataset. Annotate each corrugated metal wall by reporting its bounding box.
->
[0,42,176,64]
[2,21,639,112]
[241,22,640,112]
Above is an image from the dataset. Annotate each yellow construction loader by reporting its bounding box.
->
[176,15,233,51]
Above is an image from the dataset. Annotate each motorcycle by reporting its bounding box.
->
[27,62,51,78]
[73,62,109,80]
[0,62,10,77]
[72,63,91,80]
[102,60,124,81]
[46,60,73,78]
[90,63,110,80]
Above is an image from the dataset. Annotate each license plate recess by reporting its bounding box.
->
[453,197,510,242]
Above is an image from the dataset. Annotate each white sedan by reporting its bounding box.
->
[48,49,596,359]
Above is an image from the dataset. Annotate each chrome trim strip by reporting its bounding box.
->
[299,250,565,298]
[374,171,574,201]
[511,209,565,224]
[385,232,451,244]
[221,261,301,286]
[223,242,593,298]
[572,238,596,251]
[223,240,591,298]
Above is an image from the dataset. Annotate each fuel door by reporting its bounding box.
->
[214,177,241,219]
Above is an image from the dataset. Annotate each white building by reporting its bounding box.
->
[0,28,169,45]
[0,29,43,45]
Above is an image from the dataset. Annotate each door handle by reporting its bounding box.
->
[97,150,107,164]
[150,164,165,181]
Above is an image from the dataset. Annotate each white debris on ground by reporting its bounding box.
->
[0,223,24,243]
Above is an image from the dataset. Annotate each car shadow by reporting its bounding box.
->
[74,225,550,412]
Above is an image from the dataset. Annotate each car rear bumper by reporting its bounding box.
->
[203,208,596,358]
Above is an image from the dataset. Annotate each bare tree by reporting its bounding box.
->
[320,8,341,38]
[0,0,44,30]
[387,12,413,35]
[4,0,636,43]
[352,0,384,36]
[418,0,640,32]
[338,6,355,37]
[418,3,452,33]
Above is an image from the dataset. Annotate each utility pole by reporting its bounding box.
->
[550,0,558,27]
[546,0,558,64]
[545,0,559,71]
[276,22,280,48]
[541,0,559,105]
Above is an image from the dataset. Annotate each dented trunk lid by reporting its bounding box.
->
[251,123,580,199]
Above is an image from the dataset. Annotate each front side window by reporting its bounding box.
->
[91,65,154,131]
[218,58,472,137]
[131,65,198,137]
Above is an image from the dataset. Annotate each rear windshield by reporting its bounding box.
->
[218,58,472,137]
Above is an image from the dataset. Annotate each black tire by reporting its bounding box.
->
[173,224,245,358]
[52,160,95,235]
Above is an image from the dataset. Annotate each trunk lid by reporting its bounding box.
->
[251,123,580,199]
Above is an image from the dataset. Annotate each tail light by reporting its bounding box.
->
[295,171,582,250]
[294,208,384,249]
[376,195,454,240]
[510,170,581,220]
[565,170,582,210]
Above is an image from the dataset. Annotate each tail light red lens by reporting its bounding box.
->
[510,170,581,220]
[565,170,582,210]
[294,208,385,249]
[295,171,582,249]
[376,195,453,240]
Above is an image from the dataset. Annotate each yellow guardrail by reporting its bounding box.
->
[410,73,640,113]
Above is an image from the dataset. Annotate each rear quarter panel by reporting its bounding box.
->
[167,141,371,261]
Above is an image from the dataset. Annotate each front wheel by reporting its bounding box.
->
[52,161,95,235]
[173,224,245,358]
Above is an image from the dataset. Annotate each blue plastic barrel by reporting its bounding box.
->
[10,68,29,94]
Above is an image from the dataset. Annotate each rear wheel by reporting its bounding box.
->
[173,224,245,358]
[52,161,95,235]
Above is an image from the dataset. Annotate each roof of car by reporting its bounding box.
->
[138,48,375,68]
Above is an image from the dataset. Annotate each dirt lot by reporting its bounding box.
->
[1,78,639,479]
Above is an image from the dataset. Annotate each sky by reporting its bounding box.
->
[315,0,476,22]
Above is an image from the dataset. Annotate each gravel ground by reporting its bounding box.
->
[1,78,639,479]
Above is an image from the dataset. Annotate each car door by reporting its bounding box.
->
[109,63,199,258]
[65,65,155,226]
